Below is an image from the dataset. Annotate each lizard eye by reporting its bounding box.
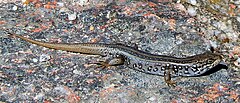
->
[207,59,214,64]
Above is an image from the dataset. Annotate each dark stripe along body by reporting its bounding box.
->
[11,34,223,77]
[108,44,222,76]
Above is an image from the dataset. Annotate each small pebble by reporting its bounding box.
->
[187,6,197,16]
[234,58,240,67]
[237,58,240,63]
[54,86,68,94]
[57,2,64,7]
[237,17,240,22]
[218,21,227,31]
[73,69,81,74]
[34,93,44,100]
[188,0,197,5]
[32,58,38,63]
[54,76,60,81]
[232,46,240,54]
[149,96,156,101]
[174,3,186,12]
[68,13,77,21]
[235,81,240,85]
[59,7,69,13]
[77,0,88,6]
[106,11,111,19]
[89,25,94,31]
[39,54,50,62]
[210,41,218,48]
[201,16,208,23]
[12,5,18,11]
[226,32,238,42]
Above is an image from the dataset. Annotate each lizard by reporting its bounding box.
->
[8,33,223,86]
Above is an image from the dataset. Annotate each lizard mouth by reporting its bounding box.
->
[219,61,227,66]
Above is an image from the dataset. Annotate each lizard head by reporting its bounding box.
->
[203,52,224,68]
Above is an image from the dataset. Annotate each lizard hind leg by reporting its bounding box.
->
[92,56,125,69]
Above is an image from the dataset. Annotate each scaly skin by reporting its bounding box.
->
[9,33,223,86]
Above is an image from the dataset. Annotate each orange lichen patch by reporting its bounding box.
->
[12,58,24,63]
[35,3,42,8]
[62,29,69,33]
[99,86,117,98]
[90,38,99,43]
[148,2,157,7]
[100,74,112,81]
[23,0,31,5]
[232,46,240,55]
[43,99,52,103]
[0,20,6,24]
[44,2,53,9]
[31,28,43,33]
[44,2,56,9]
[204,93,221,101]
[67,93,81,103]
[63,86,81,103]
[86,79,95,84]
[31,24,49,32]
[170,99,178,103]
[122,7,134,16]
[26,69,36,74]
[23,0,40,5]
[211,83,228,92]
[168,19,176,30]
[143,12,161,20]
[23,0,57,9]
[31,0,40,4]
[196,97,205,103]
[227,91,239,100]
[195,83,230,101]
[52,0,57,5]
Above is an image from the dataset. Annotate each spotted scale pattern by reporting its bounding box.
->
[12,34,223,77]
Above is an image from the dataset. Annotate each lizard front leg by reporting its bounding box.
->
[164,68,176,87]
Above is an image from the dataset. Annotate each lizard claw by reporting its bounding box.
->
[90,61,110,69]
[164,69,177,87]
[90,57,124,69]
[165,79,176,87]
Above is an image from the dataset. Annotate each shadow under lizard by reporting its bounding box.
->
[9,33,223,86]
